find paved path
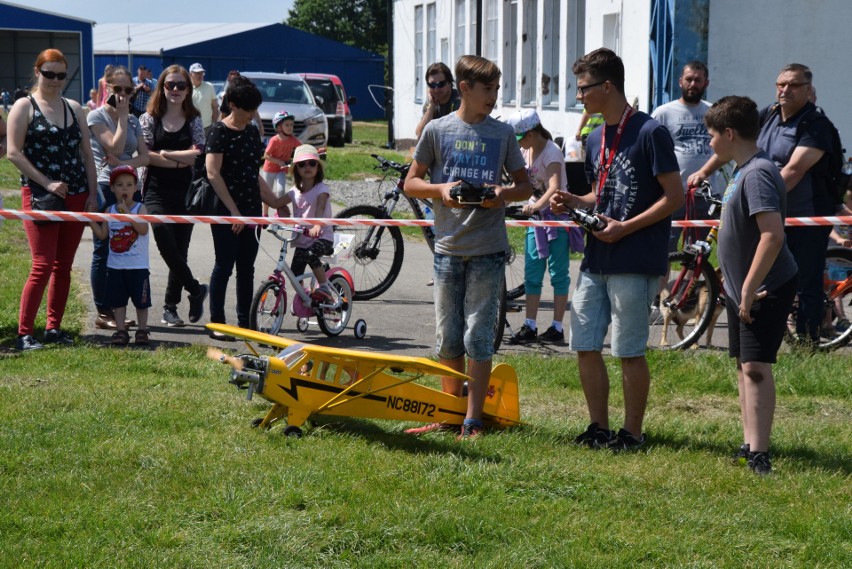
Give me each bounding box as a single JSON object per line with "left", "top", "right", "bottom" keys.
{"left": 72, "top": 216, "right": 586, "bottom": 357}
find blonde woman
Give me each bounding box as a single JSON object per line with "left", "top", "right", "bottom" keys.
{"left": 87, "top": 64, "right": 150, "bottom": 329}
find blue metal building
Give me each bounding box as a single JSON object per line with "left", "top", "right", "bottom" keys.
{"left": 0, "top": 1, "right": 95, "bottom": 103}
{"left": 95, "top": 23, "right": 386, "bottom": 120}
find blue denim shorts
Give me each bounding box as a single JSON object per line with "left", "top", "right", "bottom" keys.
{"left": 434, "top": 252, "right": 505, "bottom": 361}
{"left": 569, "top": 271, "right": 657, "bottom": 357}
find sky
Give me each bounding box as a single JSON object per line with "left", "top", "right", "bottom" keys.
{"left": 16, "top": 0, "right": 296, "bottom": 23}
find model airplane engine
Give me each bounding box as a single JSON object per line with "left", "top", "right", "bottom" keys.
{"left": 228, "top": 354, "right": 267, "bottom": 400}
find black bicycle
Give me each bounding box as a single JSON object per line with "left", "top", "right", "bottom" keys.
{"left": 334, "top": 154, "right": 528, "bottom": 301}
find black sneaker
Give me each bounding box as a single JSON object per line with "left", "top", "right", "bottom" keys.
{"left": 605, "top": 428, "right": 647, "bottom": 451}
{"left": 43, "top": 329, "right": 74, "bottom": 345}
{"left": 538, "top": 325, "right": 564, "bottom": 343}
{"left": 14, "top": 334, "right": 43, "bottom": 351}
{"left": 574, "top": 422, "right": 616, "bottom": 448}
{"left": 187, "top": 284, "right": 208, "bottom": 324}
{"left": 733, "top": 443, "right": 750, "bottom": 465}
{"left": 508, "top": 323, "right": 537, "bottom": 345}
{"left": 162, "top": 305, "right": 185, "bottom": 327}
{"left": 748, "top": 451, "right": 772, "bottom": 476}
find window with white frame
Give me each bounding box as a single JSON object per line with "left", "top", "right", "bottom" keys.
{"left": 521, "top": 0, "right": 538, "bottom": 105}
{"left": 541, "top": 0, "right": 560, "bottom": 106}
{"left": 502, "top": 0, "right": 518, "bottom": 103}
{"left": 427, "top": 3, "right": 436, "bottom": 64}
{"left": 415, "top": 4, "right": 424, "bottom": 102}
{"left": 455, "top": 0, "right": 467, "bottom": 59}
{"left": 485, "top": 0, "right": 499, "bottom": 64}
{"left": 603, "top": 12, "right": 620, "bottom": 53}
{"left": 565, "top": 0, "right": 586, "bottom": 110}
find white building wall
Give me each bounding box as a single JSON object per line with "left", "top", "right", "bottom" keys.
{"left": 707, "top": 0, "right": 850, "bottom": 144}
{"left": 393, "top": 1, "right": 849, "bottom": 151}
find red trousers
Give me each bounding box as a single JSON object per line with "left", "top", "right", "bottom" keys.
{"left": 18, "top": 187, "right": 89, "bottom": 335}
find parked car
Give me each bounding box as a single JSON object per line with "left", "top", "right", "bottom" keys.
{"left": 298, "top": 73, "right": 355, "bottom": 147}
{"left": 236, "top": 72, "right": 328, "bottom": 151}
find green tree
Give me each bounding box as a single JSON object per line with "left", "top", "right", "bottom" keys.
{"left": 286, "top": 0, "right": 388, "bottom": 56}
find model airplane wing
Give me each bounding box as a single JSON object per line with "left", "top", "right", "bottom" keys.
{"left": 206, "top": 323, "right": 471, "bottom": 382}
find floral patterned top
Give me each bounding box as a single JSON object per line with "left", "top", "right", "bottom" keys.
{"left": 206, "top": 121, "right": 264, "bottom": 216}
{"left": 21, "top": 96, "right": 88, "bottom": 195}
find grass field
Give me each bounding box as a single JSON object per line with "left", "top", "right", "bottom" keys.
{"left": 0, "top": 123, "right": 850, "bottom": 568}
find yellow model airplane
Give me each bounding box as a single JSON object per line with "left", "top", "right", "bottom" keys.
{"left": 207, "top": 323, "right": 522, "bottom": 437}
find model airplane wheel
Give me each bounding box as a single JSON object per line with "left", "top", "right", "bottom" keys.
{"left": 354, "top": 319, "right": 367, "bottom": 338}
{"left": 283, "top": 425, "right": 303, "bottom": 438}
{"left": 250, "top": 417, "right": 263, "bottom": 428}
{"left": 297, "top": 317, "right": 310, "bottom": 332}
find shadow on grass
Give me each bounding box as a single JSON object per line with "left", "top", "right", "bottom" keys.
{"left": 649, "top": 431, "right": 851, "bottom": 476}
{"left": 302, "top": 415, "right": 506, "bottom": 462}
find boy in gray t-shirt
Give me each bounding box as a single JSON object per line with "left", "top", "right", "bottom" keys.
{"left": 706, "top": 96, "right": 798, "bottom": 476}
{"left": 404, "top": 55, "right": 530, "bottom": 439}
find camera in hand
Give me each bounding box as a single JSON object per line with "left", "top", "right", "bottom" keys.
{"left": 566, "top": 207, "right": 607, "bottom": 232}
{"left": 449, "top": 179, "right": 496, "bottom": 206}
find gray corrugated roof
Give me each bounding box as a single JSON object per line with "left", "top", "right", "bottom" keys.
{"left": 0, "top": 1, "right": 96, "bottom": 24}
{"left": 94, "top": 23, "right": 269, "bottom": 54}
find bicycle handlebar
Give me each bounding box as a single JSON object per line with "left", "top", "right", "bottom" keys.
{"left": 371, "top": 153, "right": 409, "bottom": 175}
{"left": 690, "top": 180, "right": 722, "bottom": 207}
{"left": 266, "top": 223, "right": 306, "bottom": 243}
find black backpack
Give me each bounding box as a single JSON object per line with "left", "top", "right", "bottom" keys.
{"left": 760, "top": 104, "right": 847, "bottom": 213}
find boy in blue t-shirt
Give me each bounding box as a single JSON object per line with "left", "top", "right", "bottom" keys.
{"left": 404, "top": 55, "right": 531, "bottom": 439}
{"left": 706, "top": 96, "right": 798, "bottom": 476}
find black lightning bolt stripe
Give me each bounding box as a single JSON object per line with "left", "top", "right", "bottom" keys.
{"left": 277, "top": 377, "right": 388, "bottom": 403}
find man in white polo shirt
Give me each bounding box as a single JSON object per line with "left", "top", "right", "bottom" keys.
{"left": 189, "top": 63, "right": 219, "bottom": 138}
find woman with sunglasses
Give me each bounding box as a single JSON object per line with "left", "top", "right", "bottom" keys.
{"left": 6, "top": 48, "right": 99, "bottom": 351}
{"left": 414, "top": 62, "right": 461, "bottom": 140}
{"left": 140, "top": 64, "right": 208, "bottom": 328}
{"left": 87, "top": 64, "right": 150, "bottom": 330}
{"left": 205, "top": 75, "right": 283, "bottom": 338}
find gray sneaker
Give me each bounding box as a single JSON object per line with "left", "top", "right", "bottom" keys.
{"left": 161, "top": 305, "right": 185, "bottom": 327}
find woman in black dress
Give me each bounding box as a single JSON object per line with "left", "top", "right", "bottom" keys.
{"left": 206, "top": 76, "right": 283, "bottom": 338}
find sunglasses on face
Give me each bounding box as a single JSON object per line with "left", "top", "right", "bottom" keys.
{"left": 427, "top": 80, "right": 448, "bottom": 89}
{"left": 110, "top": 85, "right": 135, "bottom": 95}
{"left": 164, "top": 81, "right": 188, "bottom": 91}
{"left": 39, "top": 69, "right": 68, "bottom": 80}
{"left": 297, "top": 160, "right": 318, "bottom": 168}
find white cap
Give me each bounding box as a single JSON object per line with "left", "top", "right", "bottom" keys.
{"left": 189, "top": 63, "right": 205, "bottom": 73}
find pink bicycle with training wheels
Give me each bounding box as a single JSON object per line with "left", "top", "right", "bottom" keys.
{"left": 249, "top": 223, "right": 366, "bottom": 338}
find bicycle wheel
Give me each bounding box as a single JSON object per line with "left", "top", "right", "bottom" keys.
{"left": 504, "top": 207, "right": 528, "bottom": 300}
{"left": 790, "top": 246, "right": 852, "bottom": 351}
{"left": 335, "top": 205, "right": 404, "bottom": 300}
{"left": 648, "top": 252, "right": 722, "bottom": 350}
{"left": 317, "top": 274, "right": 353, "bottom": 336}
{"left": 492, "top": 275, "right": 507, "bottom": 352}
{"left": 249, "top": 280, "right": 285, "bottom": 336}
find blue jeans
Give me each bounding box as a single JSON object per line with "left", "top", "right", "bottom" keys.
{"left": 209, "top": 225, "right": 260, "bottom": 327}
{"left": 569, "top": 271, "right": 658, "bottom": 357}
{"left": 90, "top": 182, "right": 115, "bottom": 313}
{"left": 433, "top": 252, "right": 505, "bottom": 361}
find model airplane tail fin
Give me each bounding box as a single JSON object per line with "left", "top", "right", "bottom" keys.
{"left": 482, "top": 363, "right": 521, "bottom": 426}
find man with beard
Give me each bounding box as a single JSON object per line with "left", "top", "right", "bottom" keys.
{"left": 652, "top": 61, "right": 720, "bottom": 253}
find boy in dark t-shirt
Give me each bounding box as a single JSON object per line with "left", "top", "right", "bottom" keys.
{"left": 550, "top": 48, "right": 683, "bottom": 451}
{"left": 706, "top": 95, "right": 798, "bottom": 476}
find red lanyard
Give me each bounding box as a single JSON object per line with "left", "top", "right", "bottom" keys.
{"left": 595, "top": 104, "right": 633, "bottom": 206}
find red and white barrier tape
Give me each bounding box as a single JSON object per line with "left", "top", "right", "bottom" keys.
{"left": 0, "top": 209, "right": 850, "bottom": 228}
